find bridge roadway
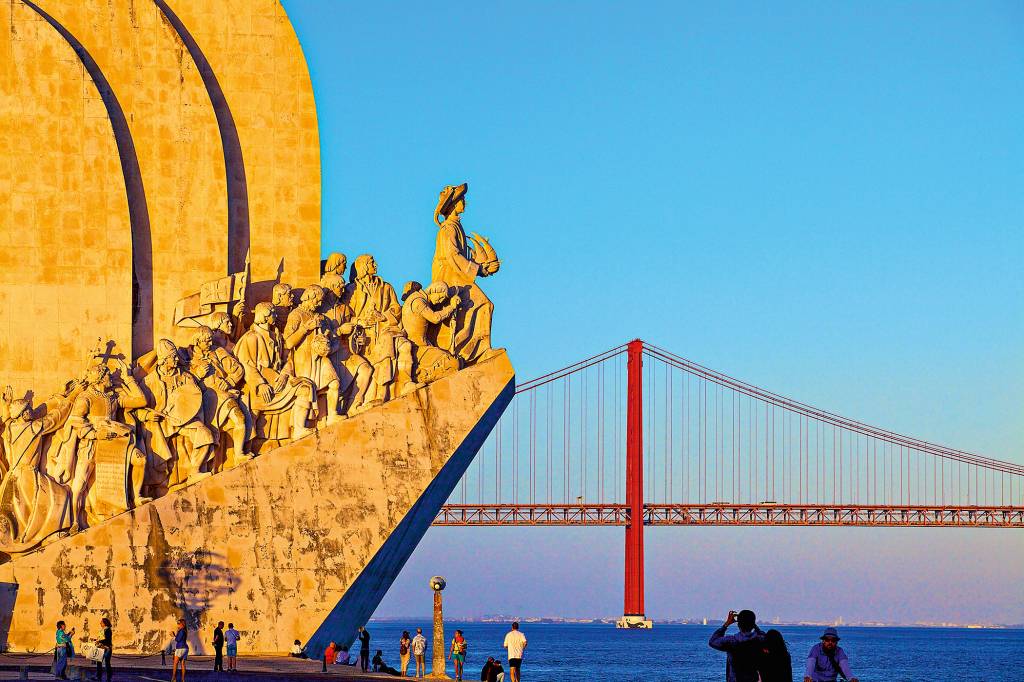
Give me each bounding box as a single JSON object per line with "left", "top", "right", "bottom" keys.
{"left": 435, "top": 503, "right": 1024, "bottom": 528}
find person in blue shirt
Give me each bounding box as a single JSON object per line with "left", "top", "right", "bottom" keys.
{"left": 54, "top": 620, "right": 75, "bottom": 680}
{"left": 803, "top": 627, "right": 858, "bottom": 682}
{"left": 708, "top": 610, "right": 765, "bottom": 682}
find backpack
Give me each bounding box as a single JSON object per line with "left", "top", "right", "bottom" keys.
{"left": 400, "top": 640, "right": 409, "bottom": 656}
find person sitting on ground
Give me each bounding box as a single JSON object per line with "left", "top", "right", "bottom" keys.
{"left": 804, "top": 628, "right": 858, "bottom": 682}
{"left": 290, "top": 639, "right": 306, "bottom": 658}
{"left": 335, "top": 646, "right": 356, "bottom": 666}
{"left": 709, "top": 609, "right": 765, "bottom": 682}
{"left": 481, "top": 657, "right": 495, "bottom": 681}
{"left": 324, "top": 641, "right": 338, "bottom": 665}
{"left": 372, "top": 649, "right": 401, "bottom": 675}
{"left": 758, "top": 629, "right": 793, "bottom": 682}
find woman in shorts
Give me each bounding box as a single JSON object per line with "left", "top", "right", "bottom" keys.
{"left": 448, "top": 629, "right": 468, "bottom": 681}
{"left": 225, "top": 623, "right": 241, "bottom": 671}
{"left": 172, "top": 618, "right": 189, "bottom": 682}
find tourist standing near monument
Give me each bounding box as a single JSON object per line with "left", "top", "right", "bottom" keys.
{"left": 803, "top": 628, "right": 858, "bottom": 682}
{"left": 502, "top": 622, "right": 527, "bottom": 682}
{"left": 412, "top": 627, "right": 427, "bottom": 678}
{"left": 212, "top": 621, "right": 224, "bottom": 672}
{"left": 358, "top": 625, "right": 371, "bottom": 672}
{"left": 448, "top": 629, "right": 468, "bottom": 681}
{"left": 94, "top": 617, "right": 113, "bottom": 682}
{"left": 54, "top": 620, "right": 74, "bottom": 679}
{"left": 225, "top": 623, "right": 241, "bottom": 671}
{"left": 399, "top": 630, "right": 411, "bottom": 676}
{"left": 171, "top": 618, "right": 189, "bottom": 682}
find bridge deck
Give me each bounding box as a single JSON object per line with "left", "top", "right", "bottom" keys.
{"left": 435, "top": 503, "right": 1024, "bottom": 527}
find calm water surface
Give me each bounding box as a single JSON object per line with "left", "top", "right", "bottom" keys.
{"left": 363, "top": 621, "right": 1023, "bottom": 682}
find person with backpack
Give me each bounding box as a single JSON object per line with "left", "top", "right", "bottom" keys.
{"left": 803, "top": 627, "right": 859, "bottom": 682}
{"left": 708, "top": 609, "right": 765, "bottom": 682}
{"left": 399, "top": 630, "right": 412, "bottom": 676}
{"left": 448, "top": 629, "right": 468, "bottom": 681}
{"left": 758, "top": 628, "right": 793, "bottom": 682}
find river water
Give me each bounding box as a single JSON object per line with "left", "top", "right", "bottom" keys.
{"left": 361, "top": 621, "right": 1022, "bottom": 681}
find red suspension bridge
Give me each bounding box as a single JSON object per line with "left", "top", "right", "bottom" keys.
{"left": 434, "top": 340, "right": 1024, "bottom": 627}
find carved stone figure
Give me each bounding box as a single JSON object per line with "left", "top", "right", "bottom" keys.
{"left": 320, "top": 252, "right": 347, "bottom": 288}
{"left": 431, "top": 182, "right": 501, "bottom": 364}
{"left": 271, "top": 282, "right": 296, "bottom": 333}
{"left": 401, "top": 281, "right": 462, "bottom": 384}
{"left": 0, "top": 391, "right": 75, "bottom": 552}
{"left": 320, "top": 272, "right": 372, "bottom": 415}
{"left": 284, "top": 286, "right": 341, "bottom": 422}
{"left": 188, "top": 326, "right": 251, "bottom": 467}
{"left": 346, "top": 254, "right": 419, "bottom": 405}
{"left": 136, "top": 339, "right": 215, "bottom": 487}
{"left": 54, "top": 361, "right": 148, "bottom": 530}
{"left": 235, "top": 302, "right": 315, "bottom": 452}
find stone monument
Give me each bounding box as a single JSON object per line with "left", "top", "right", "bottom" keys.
{"left": 0, "top": 0, "right": 512, "bottom": 657}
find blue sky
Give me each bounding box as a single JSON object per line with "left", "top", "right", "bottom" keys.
{"left": 283, "top": 1, "right": 1023, "bottom": 623}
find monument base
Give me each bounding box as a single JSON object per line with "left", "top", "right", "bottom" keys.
{"left": 0, "top": 353, "right": 514, "bottom": 656}
{"left": 616, "top": 614, "right": 654, "bottom": 629}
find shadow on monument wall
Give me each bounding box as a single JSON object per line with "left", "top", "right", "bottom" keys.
{"left": 0, "top": 582, "right": 17, "bottom": 651}
{"left": 142, "top": 506, "right": 240, "bottom": 653}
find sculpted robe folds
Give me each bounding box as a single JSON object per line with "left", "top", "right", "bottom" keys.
{"left": 234, "top": 324, "right": 312, "bottom": 444}
{"left": 431, "top": 215, "right": 494, "bottom": 363}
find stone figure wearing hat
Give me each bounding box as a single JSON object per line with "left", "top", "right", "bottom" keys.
{"left": 0, "top": 387, "right": 77, "bottom": 553}
{"left": 431, "top": 182, "right": 501, "bottom": 365}
{"left": 320, "top": 271, "right": 373, "bottom": 415}
{"left": 401, "top": 281, "right": 462, "bottom": 384}
{"left": 345, "top": 254, "right": 419, "bottom": 404}
{"left": 136, "top": 339, "right": 215, "bottom": 488}
{"left": 235, "top": 302, "right": 316, "bottom": 452}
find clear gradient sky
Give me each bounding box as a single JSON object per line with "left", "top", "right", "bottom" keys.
{"left": 282, "top": 1, "right": 1024, "bottom": 624}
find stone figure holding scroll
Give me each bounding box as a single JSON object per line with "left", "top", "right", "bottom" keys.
{"left": 235, "top": 302, "right": 315, "bottom": 451}
{"left": 401, "top": 281, "right": 462, "bottom": 384}
{"left": 431, "top": 183, "right": 501, "bottom": 365}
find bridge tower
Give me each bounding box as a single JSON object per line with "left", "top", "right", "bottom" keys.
{"left": 617, "top": 339, "right": 653, "bottom": 628}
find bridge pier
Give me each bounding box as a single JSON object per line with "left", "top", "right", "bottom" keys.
{"left": 617, "top": 339, "right": 652, "bottom": 629}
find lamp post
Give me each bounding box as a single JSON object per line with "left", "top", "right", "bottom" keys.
{"left": 427, "top": 575, "right": 449, "bottom": 679}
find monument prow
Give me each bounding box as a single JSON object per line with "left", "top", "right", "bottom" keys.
{"left": 0, "top": 352, "right": 514, "bottom": 654}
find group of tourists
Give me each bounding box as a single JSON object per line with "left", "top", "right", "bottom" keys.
{"left": 52, "top": 618, "right": 111, "bottom": 681}
{"left": 316, "top": 621, "right": 526, "bottom": 680}
{"left": 709, "top": 610, "right": 858, "bottom": 682}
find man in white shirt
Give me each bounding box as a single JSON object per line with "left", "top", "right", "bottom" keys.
{"left": 411, "top": 627, "right": 427, "bottom": 678}
{"left": 502, "top": 621, "right": 527, "bottom": 682}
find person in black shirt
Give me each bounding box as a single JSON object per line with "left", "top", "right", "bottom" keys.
{"left": 358, "top": 626, "right": 371, "bottom": 672}
{"left": 95, "top": 617, "right": 113, "bottom": 682}
{"left": 758, "top": 629, "right": 793, "bottom": 682}
{"left": 212, "top": 621, "right": 225, "bottom": 672}
{"left": 480, "top": 657, "right": 495, "bottom": 680}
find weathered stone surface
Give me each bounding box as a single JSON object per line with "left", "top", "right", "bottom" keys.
{"left": 0, "top": 0, "right": 321, "bottom": 394}
{"left": 0, "top": 352, "right": 514, "bottom": 654}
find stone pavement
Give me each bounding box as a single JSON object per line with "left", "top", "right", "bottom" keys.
{"left": 0, "top": 653, "right": 415, "bottom": 681}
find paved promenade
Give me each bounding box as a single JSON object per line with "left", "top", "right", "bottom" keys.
{"left": 0, "top": 653, "right": 412, "bottom": 681}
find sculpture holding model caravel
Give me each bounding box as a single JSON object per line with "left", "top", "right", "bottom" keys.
{"left": 0, "top": 183, "right": 501, "bottom": 559}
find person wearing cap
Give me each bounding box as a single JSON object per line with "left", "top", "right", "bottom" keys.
{"left": 803, "top": 627, "right": 858, "bottom": 682}
{"left": 708, "top": 609, "right": 765, "bottom": 682}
